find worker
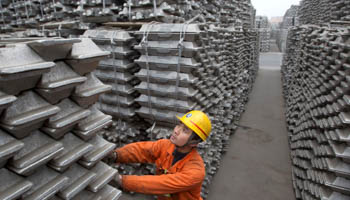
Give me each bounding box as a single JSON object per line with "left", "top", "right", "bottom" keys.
{"left": 107, "top": 110, "right": 212, "bottom": 200}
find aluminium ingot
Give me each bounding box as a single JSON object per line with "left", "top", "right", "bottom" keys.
{"left": 71, "top": 73, "right": 112, "bottom": 108}
{"left": 36, "top": 61, "right": 87, "bottom": 104}
{"left": 7, "top": 130, "right": 64, "bottom": 176}
{"left": 0, "top": 91, "right": 60, "bottom": 139}
{"left": 27, "top": 38, "right": 81, "bottom": 61}
{"left": 0, "top": 168, "right": 33, "bottom": 200}
{"left": 66, "top": 38, "right": 110, "bottom": 76}
{"left": 73, "top": 105, "right": 112, "bottom": 141}
{"left": 41, "top": 99, "right": 91, "bottom": 139}
{"left": 0, "top": 44, "right": 55, "bottom": 95}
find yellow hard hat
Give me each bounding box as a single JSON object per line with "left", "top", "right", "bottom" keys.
{"left": 176, "top": 110, "right": 212, "bottom": 141}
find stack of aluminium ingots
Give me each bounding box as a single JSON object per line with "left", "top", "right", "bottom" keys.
{"left": 277, "top": 5, "right": 299, "bottom": 52}
{"left": 0, "top": 37, "right": 123, "bottom": 200}
{"left": 82, "top": 29, "right": 153, "bottom": 178}
{"left": 239, "top": 0, "right": 257, "bottom": 29}
{"left": 0, "top": 0, "right": 13, "bottom": 32}
{"left": 198, "top": 27, "right": 259, "bottom": 198}
{"left": 132, "top": 23, "right": 218, "bottom": 139}
{"left": 117, "top": 0, "right": 190, "bottom": 23}
{"left": 0, "top": 0, "right": 78, "bottom": 29}
{"left": 83, "top": 29, "right": 150, "bottom": 145}
{"left": 77, "top": 0, "right": 123, "bottom": 23}
{"left": 330, "top": 0, "right": 350, "bottom": 21}
{"left": 282, "top": 25, "right": 350, "bottom": 200}
{"left": 110, "top": 0, "right": 256, "bottom": 28}
{"left": 298, "top": 0, "right": 350, "bottom": 25}
{"left": 132, "top": 24, "right": 221, "bottom": 198}
{"left": 135, "top": 24, "right": 223, "bottom": 196}
{"left": 0, "top": 0, "right": 257, "bottom": 33}
{"left": 0, "top": 0, "right": 123, "bottom": 33}
{"left": 298, "top": 0, "right": 332, "bottom": 25}
{"left": 255, "top": 16, "right": 271, "bottom": 52}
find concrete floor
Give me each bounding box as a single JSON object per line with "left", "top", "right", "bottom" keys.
{"left": 207, "top": 52, "right": 295, "bottom": 200}
{"left": 119, "top": 49, "right": 295, "bottom": 200}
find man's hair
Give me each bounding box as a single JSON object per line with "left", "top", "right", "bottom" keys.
{"left": 190, "top": 133, "right": 202, "bottom": 144}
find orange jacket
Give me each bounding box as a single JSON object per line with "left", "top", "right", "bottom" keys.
{"left": 115, "top": 139, "right": 205, "bottom": 200}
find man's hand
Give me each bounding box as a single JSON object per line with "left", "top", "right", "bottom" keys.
{"left": 115, "top": 174, "right": 123, "bottom": 187}
{"left": 110, "top": 172, "right": 123, "bottom": 190}
{"left": 103, "top": 150, "right": 117, "bottom": 164}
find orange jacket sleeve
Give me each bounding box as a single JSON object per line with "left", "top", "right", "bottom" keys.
{"left": 121, "top": 159, "right": 205, "bottom": 195}
{"left": 115, "top": 139, "right": 164, "bottom": 164}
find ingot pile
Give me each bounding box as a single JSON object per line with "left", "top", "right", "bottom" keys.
{"left": 282, "top": 25, "right": 350, "bottom": 200}
{"left": 117, "top": 0, "right": 256, "bottom": 27}
{"left": 0, "top": 38, "right": 122, "bottom": 199}
{"left": 255, "top": 16, "right": 270, "bottom": 52}
{"left": 83, "top": 29, "right": 149, "bottom": 145}
{"left": 0, "top": 0, "right": 121, "bottom": 30}
{"left": 199, "top": 27, "right": 259, "bottom": 198}
{"left": 0, "top": 0, "right": 256, "bottom": 34}
{"left": 298, "top": 0, "right": 350, "bottom": 25}
{"left": 277, "top": 5, "right": 299, "bottom": 52}
{"left": 281, "top": 5, "right": 300, "bottom": 29}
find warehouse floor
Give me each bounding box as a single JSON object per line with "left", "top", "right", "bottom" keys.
{"left": 207, "top": 52, "right": 295, "bottom": 200}
{"left": 120, "top": 50, "right": 295, "bottom": 200}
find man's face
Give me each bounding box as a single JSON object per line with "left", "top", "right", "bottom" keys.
{"left": 170, "top": 123, "right": 193, "bottom": 147}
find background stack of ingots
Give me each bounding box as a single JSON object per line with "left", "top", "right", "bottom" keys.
{"left": 255, "top": 15, "right": 271, "bottom": 52}
{"left": 0, "top": 38, "right": 122, "bottom": 199}
{"left": 276, "top": 4, "right": 299, "bottom": 53}
{"left": 281, "top": 0, "right": 350, "bottom": 199}
{"left": 0, "top": 0, "right": 256, "bottom": 34}
{"left": 0, "top": 0, "right": 260, "bottom": 199}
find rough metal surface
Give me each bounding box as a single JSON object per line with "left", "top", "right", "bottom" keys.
{"left": 8, "top": 130, "right": 64, "bottom": 176}
{"left": 0, "top": 91, "right": 16, "bottom": 115}
{"left": 49, "top": 133, "right": 94, "bottom": 172}
{"left": 0, "top": 168, "right": 33, "bottom": 199}
{"left": 66, "top": 38, "right": 110, "bottom": 76}
{"left": 0, "top": 44, "right": 55, "bottom": 95}
{"left": 42, "top": 99, "right": 91, "bottom": 139}
{"left": 0, "top": 38, "right": 121, "bottom": 199}
{"left": 23, "top": 165, "right": 69, "bottom": 200}
{"left": 58, "top": 163, "right": 97, "bottom": 200}
{"left": 72, "top": 72, "right": 112, "bottom": 108}
{"left": 73, "top": 105, "right": 113, "bottom": 141}
{"left": 282, "top": 25, "right": 350, "bottom": 199}
{"left": 0, "top": 91, "right": 60, "bottom": 138}
{"left": 36, "top": 61, "right": 87, "bottom": 104}
{"left": 0, "top": 129, "right": 24, "bottom": 168}
{"left": 27, "top": 38, "right": 81, "bottom": 61}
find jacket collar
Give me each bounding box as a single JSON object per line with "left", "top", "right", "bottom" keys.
{"left": 167, "top": 142, "right": 175, "bottom": 155}
{"left": 167, "top": 142, "right": 196, "bottom": 157}
{"left": 167, "top": 142, "right": 198, "bottom": 169}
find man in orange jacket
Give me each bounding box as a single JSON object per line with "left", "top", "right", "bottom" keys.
{"left": 108, "top": 110, "right": 212, "bottom": 200}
